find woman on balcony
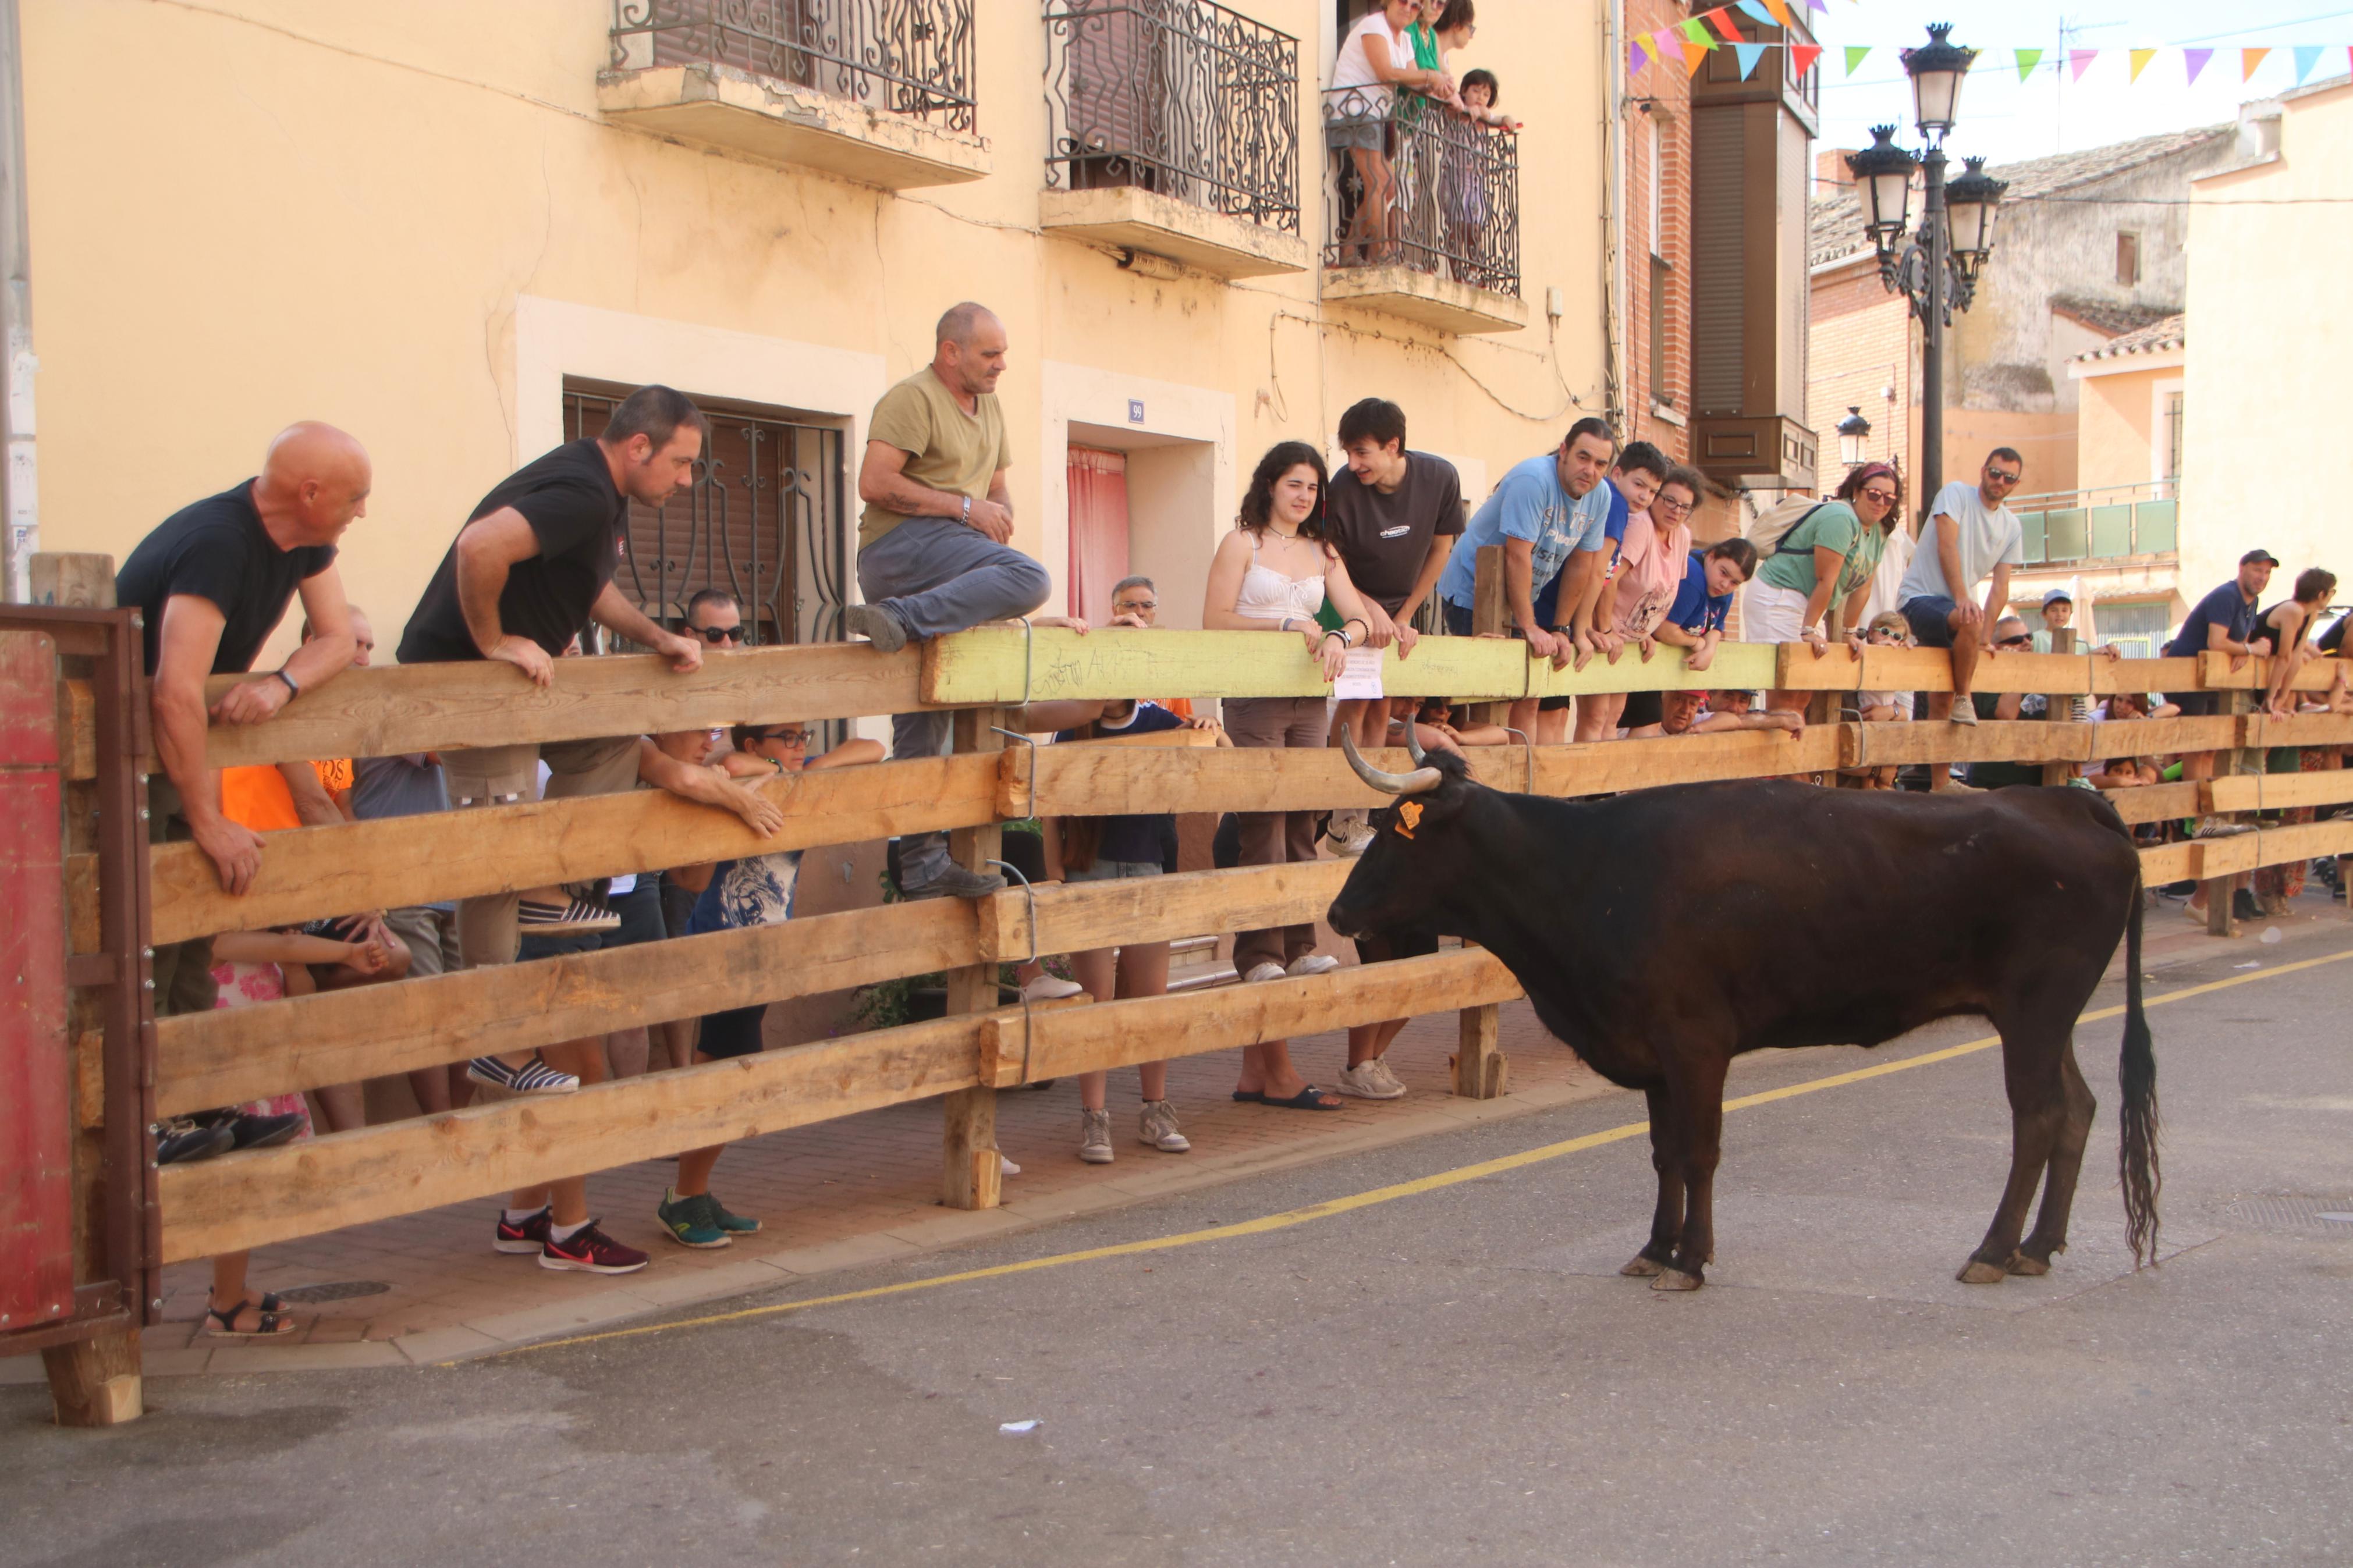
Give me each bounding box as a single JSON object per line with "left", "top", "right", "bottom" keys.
{"left": 1328, "top": 0, "right": 1451, "bottom": 266}
{"left": 1201, "top": 442, "right": 1380, "bottom": 1111}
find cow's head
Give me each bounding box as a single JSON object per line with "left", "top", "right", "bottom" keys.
{"left": 1326, "top": 726, "right": 1483, "bottom": 941}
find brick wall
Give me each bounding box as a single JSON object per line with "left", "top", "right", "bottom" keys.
{"left": 1807, "top": 254, "right": 1918, "bottom": 507}
{"left": 1624, "top": 0, "right": 1691, "bottom": 464}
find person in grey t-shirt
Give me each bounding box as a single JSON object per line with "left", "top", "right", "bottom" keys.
{"left": 354, "top": 750, "right": 468, "bottom": 1113}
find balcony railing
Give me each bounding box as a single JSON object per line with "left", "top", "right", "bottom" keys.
{"left": 610, "top": 0, "right": 978, "bottom": 134}
{"left": 1321, "top": 86, "right": 1520, "bottom": 296}
{"left": 1044, "top": 1, "right": 1299, "bottom": 234}
{"left": 2015, "top": 482, "right": 2179, "bottom": 567}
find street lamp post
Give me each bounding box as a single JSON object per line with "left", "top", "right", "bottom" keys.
{"left": 1844, "top": 24, "right": 2007, "bottom": 508}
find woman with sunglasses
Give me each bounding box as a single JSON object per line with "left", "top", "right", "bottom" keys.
{"left": 1751, "top": 462, "right": 1904, "bottom": 724}
{"left": 655, "top": 720, "right": 883, "bottom": 1250}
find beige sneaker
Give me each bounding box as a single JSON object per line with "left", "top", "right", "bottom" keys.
{"left": 1138, "top": 1100, "right": 1191, "bottom": 1153}
{"left": 1335, "top": 1060, "right": 1407, "bottom": 1100}
{"left": 1077, "top": 1108, "right": 1115, "bottom": 1164}
{"left": 1368, "top": 1057, "right": 1408, "bottom": 1097}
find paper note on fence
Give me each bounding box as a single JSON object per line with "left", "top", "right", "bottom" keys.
{"left": 1335, "top": 646, "right": 1385, "bottom": 701}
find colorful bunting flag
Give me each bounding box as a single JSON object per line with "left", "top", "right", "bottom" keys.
{"left": 1702, "top": 8, "right": 1745, "bottom": 45}
{"left": 2014, "top": 48, "right": 2042, "bottom": 82}
{"left": 1759, "top": 0, "right": 1796, "bottom": 29}
{"left": 1733, "top": 0, "right": 1778, "bottom": 30}
{"left": 1676, "top": 17, "right": 1716, "bottom": 50}
{"left": 1788, "top": 42, "right": 1823, "bottom": 77}
{"left": 1601, "top": 36, "right": 2353, "bottom": 89}
{"left": 2242, "top": 47, "right": 2270, "bottom": 81}
{"left": 2293, "top": 44, "right": 2324, "bottom": 83}
{"left": 2069, "top": 49, "right": 2098, "bottom": 81}
{"left": 1629, "top": 38, "right": 1649, "bottom": 76}
{"left": 1682, "top": 37, "right": 1712, "bottom": 76}
{"left": 1733, "top": 41, "right": 1768, "bottom": 80}
{"left": 1844, "top": 44, "right": 1871, "bottom": 75}
{"left": 2184, "top": 48, "right": 2213, "bottom": 85}
{"left": 1806, "top": 0, "right": 1827, "bottom": 13}
{"left": 2129, "top": 48, "right": 2156, "bottom": 82}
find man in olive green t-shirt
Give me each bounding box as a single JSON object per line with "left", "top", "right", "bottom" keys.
{"left": 844, "top": 300, "right": 1049, "bottom": 898}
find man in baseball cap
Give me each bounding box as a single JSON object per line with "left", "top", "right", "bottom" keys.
{"left": 2162, "top": 550, "right": 2279, "bottom": 723}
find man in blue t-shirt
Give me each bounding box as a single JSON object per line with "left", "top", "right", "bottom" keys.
{"left": 1435, "top": 417, "right": 1619, "bottom": 736}
{"left": 2163, "top": 550, "right": 2279, "bottom": 743}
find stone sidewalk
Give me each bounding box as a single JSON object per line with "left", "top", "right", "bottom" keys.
{"left": 3, "top": 890, "right": 2338, "bottom": 1385}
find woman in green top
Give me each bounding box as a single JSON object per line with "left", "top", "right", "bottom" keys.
{"left": 1755, "top": 461, "right": 1903, "bottom": 721}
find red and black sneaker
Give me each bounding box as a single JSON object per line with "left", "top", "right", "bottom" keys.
{"left": 539, "top": 1220, "right": 650, "bottom": 1275}
{"left": 493, "top": 1206, "right": 552, "bottom": 1255}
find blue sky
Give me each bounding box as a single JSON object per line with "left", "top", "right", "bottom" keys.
{"left": 1807, "top": 1, "right": 2352, "bottom": 166}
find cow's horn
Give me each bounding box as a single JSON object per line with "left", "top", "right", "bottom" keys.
{"left": 1402, "top": 717, "right": 1428, "bottom": 766}
{"left": 1341, "top": 730, "right": 1442, "bottom": 797}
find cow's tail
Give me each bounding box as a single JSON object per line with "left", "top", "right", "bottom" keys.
{"left": 2117, "top": 869, "right": 2162, "bottom": 1268}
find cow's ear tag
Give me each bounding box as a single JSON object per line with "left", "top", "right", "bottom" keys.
{"left": 1396, "top": 801, "right": 1424, "bottom": 838}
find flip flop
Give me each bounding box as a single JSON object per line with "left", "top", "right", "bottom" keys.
{"left": 1259, "top": 1085, "right": 1343, "bottom": 1111}
{"left": 1231, "top": 1090, "right": 1265, "bottom": 1104}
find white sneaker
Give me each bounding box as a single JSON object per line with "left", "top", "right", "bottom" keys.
{"left": 1138, "top": 1100, "right": 1191, "bottom": 1153}
{"left": 1077, "top": 1108, "right": 1115, "bottom": 1164}
{"left": 998, "top": 1154, "right": 1021, "bottom": 1178}
{"left": 1244, "top": 961, "right": 1289, "bottom": 984}
{"left": 1020, "top": 973, "right": 1084, "bottom": 1002}
{"left": 1948, "top": 702, "right": 1979, "bottom": 727}
{"left": 1335, "top": 1060, "right": 1407, "bottom": 1100}
{"left": 1327, "top": 808, "right": 1376, "bottom": 858}
{"left": 1286, "top": 954, "right": 1341, "bottom": 977}
{"left": 1369, "top": 1057, "right": 1408, "bottom": 1096}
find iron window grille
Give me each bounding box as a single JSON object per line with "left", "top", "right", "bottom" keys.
{"left": 610, "top": 0, "right": 979, "bottom": 134}
{"left": 1321, "top": 86, "right": 1520, "bottom": 296}
{"left": 1044, "top": 0, "right": 1300, "bottom": 234}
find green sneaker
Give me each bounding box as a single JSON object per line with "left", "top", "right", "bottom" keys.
{"left": 706, "top": 1191, "right": 762, "bottom": 1235}
{"left": 656, "top": 1189, "right": 730, "bottom": 1249}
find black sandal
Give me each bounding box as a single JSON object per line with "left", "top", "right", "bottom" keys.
{"left": 1259, "top": 1084, "right": 1343, "bottom": 1111}
{"left": 204, "top": 1296, "right": 296, "bottom": 1338}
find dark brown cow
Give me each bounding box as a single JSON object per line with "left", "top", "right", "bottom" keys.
{"left": 1327, "top": 731, "right": 2159, "bottom": 1290}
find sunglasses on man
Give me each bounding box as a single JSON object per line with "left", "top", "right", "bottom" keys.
{"left": 1997, "top": 632, "right": 2032, "bottom": 648}
{"left": 691, "top": 623, "right": 746, "bottom": 644}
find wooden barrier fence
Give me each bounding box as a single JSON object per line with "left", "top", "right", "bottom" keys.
{"left": 8, "top": 610, "right": 2352, "bottom": 1423}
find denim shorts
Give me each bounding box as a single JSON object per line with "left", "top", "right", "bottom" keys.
{"left": 1901, "top": 595, "right": 1959, "bottom": 650}
{"left": 1065, "top": 858, "right": 1163, "bottom": 884}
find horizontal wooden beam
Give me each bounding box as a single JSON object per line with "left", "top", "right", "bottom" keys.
{"left": 977, "top": 859, "right": 1350, "bottom": 963}
{"left": 145, "top": 752, "right": 997, "bottom": 944}
{"left": 2198, "top": 650, "right": 2341, "bottom": 692}
{"left": 2138, "top": 842, "right": 2196, "bottom": 884}
{"left": 152, "top": 643, "right": 930, "bottom": 772}
{"left": 2242, "top": 712, "right": 2353, "bottom": 749}
{"left": 2092, "top": 658, "right": 2199, "bottom": 697}
{"left": 2206, "top": 769, "right": 2353, "bottom": 815}
{"left": 2084, "top": 716, "right": 2236, "bottom": 760}
{"left": 154, "top": 897, "right": 978, "bottom": 1116}
{"left": 922, "top": 625, "right": 1536, "bottom": 704}
{"left": 2103, "top": 781, "right": 2201, "bottom": 827}
{"left": 986, "top": 947, "right": 1522, "bottom": 1086}
{"left": 1845, "top": 719, "right": 2088, "bottom": 767}
{"left": 158, "top": 1007, "right": 994, "bottom": 1263}
{"left": 1525, "top": 640, "right": 1777, "bottom": 699}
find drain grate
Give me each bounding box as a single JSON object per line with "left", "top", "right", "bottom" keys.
{"left": 270, "top": 1280, "right": 393, "bottom": 1304}
{"left": 2220, "top": 1196, "right": 2353, "bottom": 1236}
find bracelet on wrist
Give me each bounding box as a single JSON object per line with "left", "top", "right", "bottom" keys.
{"left": 272, "top": 669, "right": 300, "bottom": 698}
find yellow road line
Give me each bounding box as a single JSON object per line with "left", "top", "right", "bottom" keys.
{"left": 482, "top": 944, "right": 2353, "bottom": 1363}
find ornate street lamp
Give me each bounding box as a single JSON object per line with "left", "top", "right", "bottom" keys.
{"left": 1844, "top": 23, "right": 2004, "bottom": 507}
{"left": 1836, "top": 407, "right": 1872, "bottom": 470}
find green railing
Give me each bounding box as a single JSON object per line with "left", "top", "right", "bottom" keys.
{"left": 2017, "top": 483, "right": 2177, "bottom": 566}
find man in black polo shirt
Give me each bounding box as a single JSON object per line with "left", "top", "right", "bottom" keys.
{"left": 1323, "top": 397, "right": 1464, "bottom": 857}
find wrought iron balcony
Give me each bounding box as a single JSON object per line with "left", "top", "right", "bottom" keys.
{"left": 1041, "top": 1, "right": 1306, "bottom": 278}
{"left": 1318, "top": 86, "right": 1524, "bottom": 333}
{"left": 602, "top": 0, "right": 988, "bottom": 190}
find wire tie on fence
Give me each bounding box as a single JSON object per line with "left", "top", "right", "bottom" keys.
{"left": 1502, "top": 726, "right": 1535, "bottom": 794}
{"left": 985, "top": 856, "right": 1039, "bottom": 1086}
{"left": 991, "top": 726, "right": 1039, "bottom": 823}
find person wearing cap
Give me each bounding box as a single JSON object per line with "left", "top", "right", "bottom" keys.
{"left": 2163, "top": 550, "right": 2279, "bottom": 730}
{"left": 2031, "top": 587, "right": 2073, "bottom": 653}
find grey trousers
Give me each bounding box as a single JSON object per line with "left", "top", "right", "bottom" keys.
{"left": 856, "top": 516, "right": 1052, "bottom": 887}
{"left": 1221, "top": 696, "right": 1330, "bottom": 973}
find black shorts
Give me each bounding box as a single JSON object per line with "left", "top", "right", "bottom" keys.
{"left": 1538, "top": 694, "right": 1575, "bottom": 712}
{"left": 2167, "top": 690, "right": 2220, "bottom": 717}
{"left": 608, "top": 877, "right": 667, "bottom": 947}
{"left": 1902, "top": 595, "right": 1958, "bottom": 649}
{"left": 1620, "top": 689, "right": 1663, "bottom": 729}
{"left": 698, "top": 1002, "right": 768, "bottom": 1060}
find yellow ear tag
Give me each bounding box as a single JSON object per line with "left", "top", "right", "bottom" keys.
{"left": 1396, "top": 800, "right": 1424, "bottom": 838}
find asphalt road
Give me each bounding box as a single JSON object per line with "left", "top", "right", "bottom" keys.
{"left": 7, "top": 927, "right": 2351, "bottom": 1568}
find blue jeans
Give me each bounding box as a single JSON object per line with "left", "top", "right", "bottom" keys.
{"left": 857, "top": 516, "right": 1052, "bottom": 887}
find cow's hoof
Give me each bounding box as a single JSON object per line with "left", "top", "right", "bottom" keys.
{"left": 2003, "top": 1251, "right": 2050, "bottom": 1277}
{"left": 1649, "top": 1268, "right": 1703, "bottom": 1292}
{"left": 1620, "top": 1254, "right": 1666, "bottom": 1277}
{"left": 1955, "top": 1258, "right": 2008, "bottom": 1285}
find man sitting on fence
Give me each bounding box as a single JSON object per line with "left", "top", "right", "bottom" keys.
{"left": 1896, "top": 447, "right": 2027, "bottom": 732}
{"left": 843, "top": 301, "right": 1050, "bottom": 901}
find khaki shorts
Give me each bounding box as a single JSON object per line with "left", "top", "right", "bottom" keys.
{"left": 445, "top": 737, "right": 641, "bottom": 968}
{"left": 381, "top": 904, "right": 461, "bottom": 980}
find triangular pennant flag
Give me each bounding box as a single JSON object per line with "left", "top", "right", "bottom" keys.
{"left": 2242, "top": 47, "right": 2270, "bottom": 81}
{"left": 1734, "top": 0, "right": 1778, "bottom": 29}
{"left": 2184, "top": 47, "right": 2213, "bottom": 85}
{"left": 1733, "top": 41, "right": 1768, "bottom": 80}
{"left": 1676, "top": 17, "right": 1716, "bottom": 50}
{"left": 2293, "top": 45, "right": 2324, "bottom": 83}
{"left": 1629, "top": 38, "right": 1649, "bottom": 76}
{"left": 1807, "top": 0, "right": 1827, "bottom": 13}
{"left": 2130, "top": 48, "right": 2156, "bottom": 82}
{"left": 1845, "top": 45, "right": 1871, "bottom": 75}
{"left": 1682, "top": 38, "right": 1712, "bottom": 76}
{"left": 1788, "top": 42, "right": 1823, "bottom": 77}
{"left": 1702, "top": 8, "right": 1745, "bottom": 44}
{"left": 2014, "top": 47, "right": 2042, "bottom": 81}
{"left": 1759, "top": 0, "right": 1795, "bottom": 27}
{"left": 2070, "top": 49, "right": 2098, "bottom": 81}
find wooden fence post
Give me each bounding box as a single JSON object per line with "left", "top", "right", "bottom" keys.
{"left": 2207, "top": 687, "right": 2259, "bottom": 937}
{"left": 29, "top": 553, "right": 115, "bottom": 609}
{"left": 941, "top": 706, "right": 1006, "bottom": 1210}
{"left": 1453, "top": 547, "right": 1510, "bottom": 1098}
{"left": 2039, "top": 628, "right": 2077, "bottom": 787}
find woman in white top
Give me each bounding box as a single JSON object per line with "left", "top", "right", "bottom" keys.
{"left": 1202, "top": 442, "right": 1379, "bottom": 1111}
{"left": 1329, "top": 0, "right": 1451, "bottom": 266}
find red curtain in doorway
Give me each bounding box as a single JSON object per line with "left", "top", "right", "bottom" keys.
{"left": 1066, "top": 446, "right": 1130, "bottom": 625}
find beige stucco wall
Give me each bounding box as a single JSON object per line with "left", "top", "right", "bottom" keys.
{"left": 2071, "top": 361, "right": 2173, "bottom": 495}
{"left": 17, "top": 0, "right": 1611, "bottom": 660}
{"left": 2182, "top": 82, "right": 2353, "bottom": 600}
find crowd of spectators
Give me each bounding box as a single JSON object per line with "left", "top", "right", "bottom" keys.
{"left": 119, "top": 311, "right": 2344, "bottom": 1336}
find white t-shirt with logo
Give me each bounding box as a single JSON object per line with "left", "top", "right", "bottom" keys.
{"left": 1897, "top": 479, "right": 2023, "bottom": 606}
{"left": 1330, "top": 12, "right": 1407, "bottom": 107}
